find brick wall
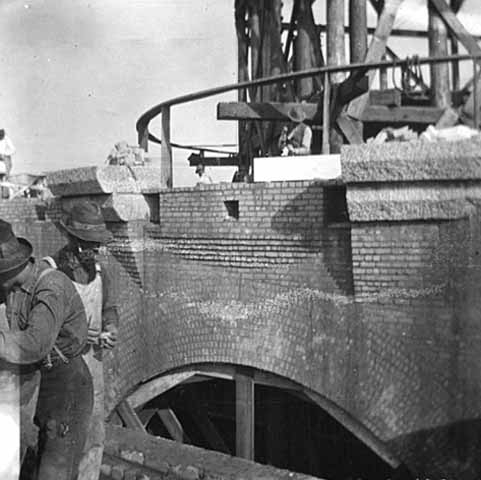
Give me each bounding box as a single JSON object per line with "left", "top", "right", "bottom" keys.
{"left": 0, "top": 198, "right": 65, "bottom": 256}
{"left": 105, "top": 181, "right": 355, "bottom": 414}
{"left": 348, "top": 217, "right": 481, "bottom": 478}
{"left": 3, "top": 178, "right": 481, "bottom": 478}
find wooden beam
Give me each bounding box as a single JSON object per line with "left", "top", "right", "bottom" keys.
{"left": 136, "top": 408, "right": 158, "bottom": 427}
{"left": 429, "top": 0, "right": 481, "bottom": 123}
{"left": 218, "top": 102, "right": 442, "bottom": 125}
{"left": 295, "top": 0, "right": 316, "bottom": 97}
{"left": 337, "top": 114, "right": 364, "bottom": 144}
{"left": 281, "top": 20, "right": 481, "bottom": 41}
{"left": 161, "top": 105, "right": 172, "bottom": 188}
{"left": 235, "top": 368, "right": 254, "bottom": 460}
{"left": 429, "top": 1, "right": 451, "bottom": 108}
{"left": 188, "top": 153, "right": 239, "bottom": 167}
{"left": 347, "top": 0, "right": 403, "bottom": 119}
{"left": 369, "top": 89, "right": 402, "bottom": 106}
{"left": 218, "top": 102, "right": 320, "bottom": 121}
{"left": 157, "top": 409, "right": 190, "bottom": 443}
{"left": 360, "top": 105, "right": 444, "bottom": 123}
{"left": 116, "top": 400, "right": 146, "bottom": 432}
{"left": 327, "top": 0, "right": 346, "bottom": 84}
{"left": 349, "top": 0, "right": 368, "bottom": 63}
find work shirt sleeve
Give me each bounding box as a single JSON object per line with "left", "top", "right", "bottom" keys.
{"left": 0, "top": 283, "right": 64, "bottom": 365}
{"left": 101, "top": 264, "right": 119, "bottom": 331}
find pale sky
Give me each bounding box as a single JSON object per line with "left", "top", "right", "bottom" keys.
{"left": 1, "top": 0, "right": 480, "bottom": 186}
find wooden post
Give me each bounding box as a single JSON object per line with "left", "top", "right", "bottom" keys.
{"left": 327, "top": 0, "right": 346, "bottom": 84}
{"left": 295, "top": 0, "right": 314, "bottom": 98}
{"left": 235, "top": 368, "right": 254, "bottom": 460}
{"left": 348, "top": 0, "right": 367, "bottom": 140}
{"left": 249, "top": 1, "right": 261, "bottom": 99}
{"left": 322, "top": 74, "right": 331, "bottom": 154}
{"left": 450, "top": 0, "right": 463, "bottom": 91}
{"left": 327, "top": 0, "right": 345, "bottom": 153}
{"left": 349, "top": 0, "right": 367, "bottom": 63}
{"left": 161, "top": 105, "right": 172, "bottom": 188}
{"left": 429, "top": 1, "right": 451, "bottom": 108}
{"left": 235, "top": 0, "right": 250, "bottom": 176}
{"left": 116, "top": 401, "right": 146, "bottom": 432}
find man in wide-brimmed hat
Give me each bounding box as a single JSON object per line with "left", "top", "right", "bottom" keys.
{"left": 278, "top": 105, "right": 313, "bottom": 156}
{"left": 43, "top": 200, "right": 118, "bottom": 480}
{"left": 0, "top": 219, "right": 92, "bottom": 479}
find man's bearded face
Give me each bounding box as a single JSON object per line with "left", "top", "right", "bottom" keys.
{"left": 75, "top": 239, "right": 101, "bottom": 264}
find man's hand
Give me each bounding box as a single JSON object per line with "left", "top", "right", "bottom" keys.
{"left": 87, "top": 328, "right": 101, "bottom": 344}
{"left": 100, "top": 325, "right": 118, "bottom": 349}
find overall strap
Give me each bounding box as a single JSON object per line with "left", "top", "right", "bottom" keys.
{"left": 42, "top": 256, "right": 58, "bottom": 269}
{"left": 33, "top": 266, "right": 70, "bottom": 366}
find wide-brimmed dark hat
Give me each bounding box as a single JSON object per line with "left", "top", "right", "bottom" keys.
{"left": 0, "top": 219, "right": 32, "bottom": 276}
{"left": 287, "top": 106, "right": 306, "bottom": 123}
{"left": 60, "top": 201, "right": 113, "bottom": 244}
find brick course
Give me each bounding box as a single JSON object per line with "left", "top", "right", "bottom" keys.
{"left": 2, "top": 175, "right": 481, "bottom": 478}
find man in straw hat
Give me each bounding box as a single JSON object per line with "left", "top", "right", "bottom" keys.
{"left": 0, "top": 219, "right": 92, "bottom": 479}
{"left": 278, "top": 105, "right": 313, "bottom": 156}
{"left": 43, "top": 201, "right": 119, "bottom": 480}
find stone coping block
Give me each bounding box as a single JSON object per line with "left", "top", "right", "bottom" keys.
{"left": 106, "top": 425, "right": 322, "bottom": 480}
{"left": 346, "top": 183, "right": 481, "bottom": 221}
{"left": 47, "top": 166, "right": 162, "bottom": 197}
{"left": 61, "top": 193, "right": 152, "bottom": 222}
{"left": 341, "top": 136, "right": 481, "bottom": 183}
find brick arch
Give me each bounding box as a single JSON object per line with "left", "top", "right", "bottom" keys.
{"left": 118, "top": 363, "right": 402, "bottom": 471}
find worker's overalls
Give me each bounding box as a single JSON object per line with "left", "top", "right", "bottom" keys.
{"left": 9, "top": 267, "right": 93, "bottom": 480}
{"left": 44, "top": 256, "right": 105, "bottom": 480}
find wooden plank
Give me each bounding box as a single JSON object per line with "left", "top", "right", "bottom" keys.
{"left": 157, "top": 409, "right": 190, "bottom": 443}
{"left": 217, "top": 102, "right": 320, "bottom": 121}
{"left": 337, "top": 114, "right": 364, "bottom": 144}
{"left": 127, "top": 372, "right": 198, "bottom": 409}
{"left": 218, "top": 102, "right": 442, "bottom": 125}
{"left": 360, "top": 105, "right": 444, "bottom": 123}
{"left": 347, "top": 0, "right": 404, "bottom": 119}
{"left": 136, "top": 408, "right": 158, "bottom": 427}
{"left": 369, "top": 89, "right": 402, "bottom": 106}
{"left": 235, "top": 369, "right": 254, "bottom": 460}
{"left": 160, "top": 105, "right": 172, "bottom": 188}
{"left": 116, "top": 400, "right": 146, "bottom": 432}
{"left": 188, "top": 153, "right": 240, "bottom": 167}
{"left": 435, "top": 106, "right": 459, "bottom": 127}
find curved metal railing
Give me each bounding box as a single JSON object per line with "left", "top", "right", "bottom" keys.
{"left": 136, "top": 53, "right": 481, "bottom": 186}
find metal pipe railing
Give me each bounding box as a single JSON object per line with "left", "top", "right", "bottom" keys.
{"left": 137, "top": 53, "right": 481, "bottom": 186}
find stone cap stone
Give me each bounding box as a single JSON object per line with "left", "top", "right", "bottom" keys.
{"left": 47, "top": 166, "right": 162, "bottom": 197}
{"left": 341, "top": 137, "right": 481, "bottom": 221}
{"left": 341, "top": 136, "right": 481, "bottom": 183}
{"left": 61, "top": 193, "right": 153, "bottom": 222}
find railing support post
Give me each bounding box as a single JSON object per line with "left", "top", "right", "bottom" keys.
{"left": 161, "top": 105, "right": 172, "bottom": 188}
{"left": 138, "top": 126, "right": 149, "bottom": 152}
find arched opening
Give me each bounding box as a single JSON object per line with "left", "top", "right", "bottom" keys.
{"left": 115, "top": 366, "right": 409, "bottom": 480}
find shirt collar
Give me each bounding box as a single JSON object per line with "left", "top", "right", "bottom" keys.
{"left": 19, "top": 261, "right": 40, "bottom": 295}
